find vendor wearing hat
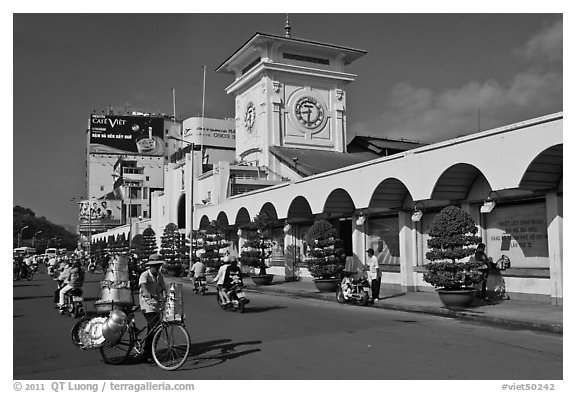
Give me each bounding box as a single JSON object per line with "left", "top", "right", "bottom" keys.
{"left": 138, "top": 254, "right": 166, "bottom": 361}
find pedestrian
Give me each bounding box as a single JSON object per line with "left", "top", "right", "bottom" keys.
{"left": 474, "top": 243, "right": 495, "bottom": 300}
{"left": 366, "top": 248, "right": 381, "bottom": 302}
{"left": 138, "top": 255, "right": 166, "bottom": 362}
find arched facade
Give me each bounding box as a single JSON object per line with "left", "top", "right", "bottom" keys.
{"left": 193, "top": 114, "right": 563, "bottom": 303}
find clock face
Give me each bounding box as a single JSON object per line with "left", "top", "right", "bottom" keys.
{"left": 244, "top": 102, "right": 256, "bottom": 133}
{"left": 295, "top": 96, "right": 325, "bottom": 129}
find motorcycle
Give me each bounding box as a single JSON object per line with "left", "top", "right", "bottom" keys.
{"left": 55, "top": 280, "right": 85, "bottom": 318}
{"left": 336, "top": 275, "right": 371, "bottom": 306}
{"left": 48, "top": 265, "right": 59, "bottom": 278}
{"left": 193, "top": 275, "right": 208, "bottom": 295}
{"left": 217, "top": 281, "right": 249, "bottom": 313}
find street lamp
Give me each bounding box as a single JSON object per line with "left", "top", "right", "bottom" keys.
{"left": 18, "top": 225, "right": 29, "bottom": 248}
{"left": 32, "top": 230, "right": 42, "bottom": 247}
{"left": 167, "top": 135, "right": 199, "bottom": 276}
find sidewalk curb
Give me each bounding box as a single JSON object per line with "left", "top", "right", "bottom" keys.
{"left": 174, "top": 277, "right": 562, "bottom": 335}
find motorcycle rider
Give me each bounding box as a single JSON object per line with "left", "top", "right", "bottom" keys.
{"left": 190, "top": 258, "right": 206, "bottom": 293}
{"left": 223, "top": 256, "right": 243, "bottom": 302}
{"left": 58, "top": 260, "right": 85, "bottom": 309}
{"left": 214, "top": 257, "right": 231, "bottom": 304}
{"left": 340, "top": 271, "right": 353, "bottom": 300}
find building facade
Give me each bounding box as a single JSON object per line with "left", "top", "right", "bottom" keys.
{"left": 91, "top": 30, "right": 563, "bottom": 305}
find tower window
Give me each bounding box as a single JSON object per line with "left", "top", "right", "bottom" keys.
{"left": 283, "top": 52, "right": 329, "bottom": 65}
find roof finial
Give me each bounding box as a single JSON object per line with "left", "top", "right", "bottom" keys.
{"left": 285, "top": 14, "right": 291, "bottom": 38}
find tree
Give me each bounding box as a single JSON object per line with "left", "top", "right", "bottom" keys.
{"left": 239, "top": 211, "right": 276, "bottom": 276}
{"left": 13, "top": 205, "right": 78, "bottom": 251}
{"left": 198, "top": 221, "right": 229, "bottom": 271}
{"left": 304, "top": 220, "right": 346, "bottom": 279}
{"left": 130, "top": 234, "right": 145, "bottom": 258}
{"left": 160, "top": 223, "right": 184, "bottom": 276}
{"left": 140, "top": 228, "right": 158, "bottom": 261}
{"left": 423, "top": 205, "right": 483, "bottom": 290}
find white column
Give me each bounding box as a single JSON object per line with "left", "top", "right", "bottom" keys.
{"left": 351, "top": 214, "right": 367, "bottom": 276}
{"left": 546, "top": 192, "right": 563, "bottom": 305}
{"left": 399, "top": 211, "right": 416, "bottom": 291}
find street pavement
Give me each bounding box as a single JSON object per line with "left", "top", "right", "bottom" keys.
{"left": 12, "top": 267, "right": 563, "bottom": 381}
{"left": 175, "top": 274, "right": 563, "bottom": 334}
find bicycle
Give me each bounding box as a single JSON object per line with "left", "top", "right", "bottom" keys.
{"left": 72, "top": 303, "right": 190, "bottom": 371}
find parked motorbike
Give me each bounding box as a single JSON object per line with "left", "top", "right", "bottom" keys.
{"left": 336, "top": 275, "right": 371, "bottom": 306}
{"left": 193, "top": 276, "right": 208, "bottom": 295}
{"left": 55, "top": 280, "right": 85, "bottom": 318}
{"left": 217, "top": 281, "right": 249, "bottom": 312}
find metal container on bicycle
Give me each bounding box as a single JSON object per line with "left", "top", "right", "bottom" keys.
{"left": 163, "top": 282, "right": 183, "bottom": 322}
{"left": 102, "top": 310, "right": 128, "bottom": 344}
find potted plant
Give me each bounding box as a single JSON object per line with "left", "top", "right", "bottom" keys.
{"left": 239, "top": 212, "right": 276, "bottom": 285}
{"left": 424, "top": 205, "right": 484, "bottom": 308}
{"left": 304, "top": 220, "right": 346, "bottom": 292}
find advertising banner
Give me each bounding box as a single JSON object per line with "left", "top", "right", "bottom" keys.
{"left": 182, "top": 117, "right": 235, "bottom": 149}
{"left": 90, "top": 114, "right": 164, "bottom": 156}
{"left": 78, "top": 200, "right": 122, "bottom": 231}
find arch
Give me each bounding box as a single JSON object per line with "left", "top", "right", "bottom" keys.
{"left": 323, "top": 188, "right": 356, "bottom": 216}
{"left": 259, "top": 202, "right": 279, "bottom": 220}
{"left": 518, "top": 144, "right": 563, "bottom": 192}
{"left": 430, "top": 163, "right": 486, "bottom": 201}
{"left": 177, "top": 193, "right": 186, "bottom": 229}
{"left": 216, "top": 211, "right": 230, "bottom": 227}
{"left": 287, "top": 196, "right": 314, "bottom": 222}
{"left": 235, "top": 207, "right": 251, "bottom": 226}
{"left": 368, "top": 177, "right": 413, "bottom": 211}
{"left": 198, "top": 215, "right": 211, "bottom": 230}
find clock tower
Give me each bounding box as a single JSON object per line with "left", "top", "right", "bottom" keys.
{"left": 216, "top": 30, "right": 366, "bottom": 170}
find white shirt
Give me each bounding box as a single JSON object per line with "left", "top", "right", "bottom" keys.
{"left": 214, "top": 264, "right": 229, "bottom": 285}
{"left": 367, "top": 255, "right": 380, "bottom": 280}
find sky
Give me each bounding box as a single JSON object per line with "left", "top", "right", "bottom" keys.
{"left": 11, "top": 7, "right": 564, "bottom": 228}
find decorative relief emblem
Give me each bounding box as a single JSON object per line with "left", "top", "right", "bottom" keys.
{"left": 336, "top": 89, "right": 344, "bottom": 101}
{"left": 294, "top": 96, "right": 325, "bottom": 129}
{"left": 272, "top": 81, "right": 281, "bottom": 93}
{"left": 244, "top": 102, "right": 256, "bottom": 133}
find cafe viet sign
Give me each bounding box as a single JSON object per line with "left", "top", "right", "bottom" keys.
{"left": 182, "top": 117, "right": 235, "bottom": 149}
{"left": 90, "top": 114, "right": 164, "bottom": 156}
{"left": 485, "top": 202, "right": 549, "bottom": 268}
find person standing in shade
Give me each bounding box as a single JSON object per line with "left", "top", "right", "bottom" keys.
{"left": 138, "top": 256, "right": 166, "bottom": 362}
{"left": 366, "top": 248, "right": 381, "bottom": 302}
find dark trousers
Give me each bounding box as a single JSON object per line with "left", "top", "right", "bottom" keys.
{"left": 371, "top": 277, "right": 381, "bottom": 300}
{"left": 143, "top": 312, "right": 160, "bottom": 355}
{"left": 480, "top": 269, "right": 489, "bottom": 299}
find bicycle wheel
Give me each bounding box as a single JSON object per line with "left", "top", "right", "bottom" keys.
{"left": 152, "top": 323, "right": 190, "bottom": 371}
{"left": 100, "top": 326, "right": 134, "bottom": 365}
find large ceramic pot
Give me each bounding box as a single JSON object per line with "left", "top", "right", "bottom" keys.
{"left": 436, "top": 288, "right": 477, "bottom": 309}
{"left": 251, "top": 274, "right": 274, "bottom": 286}
{"left": 313, "top": 278, "right": 340, "bottom": 293}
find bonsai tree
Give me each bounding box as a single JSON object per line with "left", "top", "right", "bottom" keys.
{"left": 160, "top": 223, "right": 184, "bottom": 276}
{"left": 130, "top": 234, "right": 144, "bottom": 258}
{"left": 239, "top": 212, "right": 275, "bottom": 276}
{"left": 140, "top": 227, "right": 158, "bottom": 262}
{"left": 304, "top": 220, "right": 346, "bottom": 280}
{"left": 198, "top": 221, "right": 229, "bottom": 271}
{"left": 423, "top": 205, "right": 483, "bottom": 290}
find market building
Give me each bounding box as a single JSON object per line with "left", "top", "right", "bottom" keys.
{"left": 91, "top": 29, "right": 563, "bottom": 305}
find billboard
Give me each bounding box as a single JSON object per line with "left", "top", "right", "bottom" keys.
{"left": 90, "top": 114, "right": 164, "bottom": 156}
{"left": 78, "top": 200, "right": 122, "bottom": 231}
{"left": 182, "top": 117, "right": 235, "bottom": 149}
